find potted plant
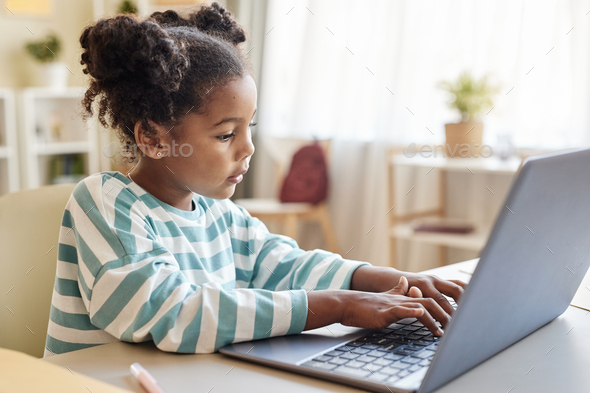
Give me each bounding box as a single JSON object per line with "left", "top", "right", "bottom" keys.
{"left": 118, "top": 0, "right": 138, "bottom": 14}
{"left": 25, "top": 34, "right": 67, "bottom": 89}
{"left": 439, "top": 72, "right": 498, "bottom": 158}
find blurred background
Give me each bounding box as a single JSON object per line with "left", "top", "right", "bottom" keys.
{"left": 1, "top": 0, "right": 587, "bottom": 272}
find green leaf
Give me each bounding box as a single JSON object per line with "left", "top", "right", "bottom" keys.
{"left": 25, "top": 33, "right": 62, "bottom": 63}
{"left": 439, "top": 72, "right": 499, "bottom": 121}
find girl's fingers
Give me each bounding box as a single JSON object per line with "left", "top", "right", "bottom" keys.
{"left": 434, "top": 279, "right": 465, "bottom": 302}
{"left": 408, "top": 286, "right": 423, "bottom": 298}
{"left": 408, "top": 303, "right": 443, "bottom": 336}
{"left": 420, "top": 283, "right": 455, "bottom": 315}
{"left": 388, "top": 305, "right": 424, "bottom": 322}
{"left": 449, "top": 279, "right": 468, "bottom": 289}
{"left": 387, "top": 276, "right": 409, "bottom": 296}
{"left": 414, "top": 297, "right": 451, "bottom": 329}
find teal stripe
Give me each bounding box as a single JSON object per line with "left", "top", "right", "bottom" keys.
{"left": 152, "top": 211, "right": 233, "bottom": 242}
{"left": 259, "top": 249, "right": 304, "bottom": 291}
{"left": 138, "top": 193, "right": 162, "bottom": 210}
{"left": 200, "top": 197, "right": 217, "bottom": 210}
{"left": 177, "top": 299, "right": 203, "bottom": 353}
{"left": 214, "top": 290, "right": 238, "bottom": 350}
{"left": 253, "top": 291, "right": 274, "bottom": 339}
{"left": 287, "top": 289, "right": 308, "bottom": 335}
{"left": 118, "top": 271, "right": 189, "bottom": 342}
{"left": 230, "top": 207, "right": 250, "bottom": 227}
{"left": 58, "top": 244, "right": 78, "bottom": 264}
{"left": 340, "top": 262, "right": 370, "bottom": 290}
{"left": 61, "top": 208, "right": 73, "bottom": 228}
{"left": 143, "top": 219, "right": 159, "bottom": 250}
{"left": 54, "top": 277, "right": 81, "bottom": 297}
{"left": 76, "top": 235, "right": 102, "bottom": 279}
{"left": 234, "top": 268, "right": 252, "bottom": 283}
{"left": 230, "top": 238, "right": 256, "bottom": 258}
{"left": 150, "top": 291, "right": 193, "bottom": 345}
{"left": 155, "top": 220, "right": 184, "bottom": 237}
{"left": 312, "top": 259, "right": 345, "bottom": 290}
{"left": 72, "top": 182, "right": 126, "bottom": 258}
{"left": 45, "top": 335, "right": 101, "bottom": 355}
{"left": 174, "top": 249, "right": 234, "bottom": 272}
{"left": 49, "top": 305, "right": 98, "bottom": 330}
{"left": 289, "top": 252, "right": 333, "bottom": 289}
{"left": 113, "top": 188, "right": 144, "bottom": 255}
{"left": 94, "top": 248, "right": 169, "bottom": 283}
{"left": 91, "top": 260, "right": 161, "bottom": 329}
{"left": 77, "top": 266, "right": 93, "bottom": 301}
{"left": 221, "top": 280, "right": 235, "bottom": 290}
{"left": 249, "top": 234, "right": 299, "bottom": 288}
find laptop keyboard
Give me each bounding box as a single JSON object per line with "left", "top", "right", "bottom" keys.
{"left": 302, "top": 298, "right": 458, "bottom": 386}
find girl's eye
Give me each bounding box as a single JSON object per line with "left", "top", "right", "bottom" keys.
{"left": 217, "top": 133, "right": 235, "bottom": 142}
{"left": 249, "top": 122, "right": 257, "bottom": 127}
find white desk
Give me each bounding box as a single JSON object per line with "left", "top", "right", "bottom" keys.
{"left": 43, "top": 260, "right": 590, "bottom": 392}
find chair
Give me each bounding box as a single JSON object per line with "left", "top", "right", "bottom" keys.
{"left": 234, "top": 137, "right": 340, "bottom": 253}
{"left": 0, "top": 184, "right": 76, "bottom": 358}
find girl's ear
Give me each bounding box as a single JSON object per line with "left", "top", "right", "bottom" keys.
{"left": 133, "top": 120, "right": 171, "bottom": 159}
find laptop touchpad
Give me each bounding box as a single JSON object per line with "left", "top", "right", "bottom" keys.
{"left": 220, "top": 325, "right": 365, "bottom": 365}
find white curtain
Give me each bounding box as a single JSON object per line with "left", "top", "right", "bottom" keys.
{"left": 254, "top": 0, "right": 590, "bottom": 269}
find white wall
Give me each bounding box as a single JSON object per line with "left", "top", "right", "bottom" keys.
{"left": 0, "top": 1, "right": 94, "bottom": 88}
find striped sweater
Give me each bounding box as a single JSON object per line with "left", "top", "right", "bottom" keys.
{"left": 44, "top": 171, "right": 368, "bottom": 356}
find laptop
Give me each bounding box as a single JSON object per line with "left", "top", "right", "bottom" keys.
{"left": 220, "top": 148, "right": 590, "bottom": 393}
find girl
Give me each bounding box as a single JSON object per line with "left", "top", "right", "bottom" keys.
{"left": 45, "top": 2, "right": 465, "bottom": 356}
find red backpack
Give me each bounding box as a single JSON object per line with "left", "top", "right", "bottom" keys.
{"left": 279, "top": 142, "right": 329, "bottom": 205}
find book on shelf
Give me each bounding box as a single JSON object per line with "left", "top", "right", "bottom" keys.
{"left": 48, "top": 154, "right": 86, "bottom": 184}
{"left": 412, "top": 218, "right": 475, "bottom": 234}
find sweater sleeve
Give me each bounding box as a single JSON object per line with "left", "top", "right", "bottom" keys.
{"left": 71, "top": 176, "right": 307, "bottom": 353}
{"left": 228, "top": 203, "right": 371, "bottom": 293}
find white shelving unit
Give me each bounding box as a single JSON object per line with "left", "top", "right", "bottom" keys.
{"left": 0, "top": 89, "right": 19, "bottom": 195}
{"left": 93, "top": 0, "right": 225, "bottom": 19}
{"left": 390, "top": 222, "right": 491, "bottom": 252}
{"left": 20, "top": 87, "right": 99, "bottom": 189}
{"left": 388, "top": 153, "right": 522, "bottom": 267}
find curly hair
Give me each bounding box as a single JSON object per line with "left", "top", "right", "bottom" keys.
{"left": 79, "top": 2, "right": 251, "bottom": 161}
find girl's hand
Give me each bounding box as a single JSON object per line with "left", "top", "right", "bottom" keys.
{"left": 340, "top": 276, "right": 449, "bottom": 336}
{"left": 404, "top": 273, "right": 466, "bottom": 315}
{"left": 350, "top": 266, "right": 466, "bottom": 316}
{"left": 407, "top": 284, "right": 423, "bottom": 299}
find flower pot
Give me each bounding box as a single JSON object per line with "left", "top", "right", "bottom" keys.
{"left": 444, "top": 121, "right": 483, "bottom": 158}
{"left": 38, "top": 62, "right": 69, "bottom": 89}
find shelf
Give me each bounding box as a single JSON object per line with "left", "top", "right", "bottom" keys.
{"left": 391, "top": 154, "right": 522, "bottom": 175}
{"left": 20, "top": 87, "right": 100, "bottom": 189}
{"left": 390, "top": 222, "right": 490, "bottom": 251}
{"left": 0, "top": 89, "right": 18, "bottom": 193}
{"left": 22, "top": 87, "right": 86, "bottom": 99}
{"left": 33, "top": 141, "right": 90, "bottom": 156}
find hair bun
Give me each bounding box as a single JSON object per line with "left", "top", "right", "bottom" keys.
{"left": 151, "top": 2, "right": 246, "bottom": 46}
{"left": 80, "top": 15, "right": 189, "bottom": 91}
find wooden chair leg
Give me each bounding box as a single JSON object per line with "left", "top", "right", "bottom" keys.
{"left": 390, "top": 236, "right": 398, "bottom": 269}
{"left": 284, "top": 213, "right": 298, "bottom": 240}
{"left": 317, "top": 205, "right": 339, "bottom": 254}
{"left": 438, "top": 245, "right": 448, "bottom": 267}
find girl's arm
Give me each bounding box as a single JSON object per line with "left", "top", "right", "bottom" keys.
{"left": 228, "top": 202, "right": 458, "bottom": 332}
{"left": 229, "top": 203, "right": 370, "bottom": 293}
{"left": 63, "top": 176, "right": 308, "bottom": 353}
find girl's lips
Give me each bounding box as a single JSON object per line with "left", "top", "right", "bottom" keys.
{"left": 227, "top": 168, "right": 248, "bottom": 184}
{"left": 227, "top": 174, "right": 244, "bottom": 184}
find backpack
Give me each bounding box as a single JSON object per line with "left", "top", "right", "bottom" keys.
{"left": 279, "top": 142, "right": 329, "bottom": 205}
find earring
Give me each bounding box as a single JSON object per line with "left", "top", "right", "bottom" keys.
{"left": 157, "top": 152, "right": 162, "bottom": 157}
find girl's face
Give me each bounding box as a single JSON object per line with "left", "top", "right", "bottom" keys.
{"left": 164, "top": 74, "right": 257, "bottom": 200}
